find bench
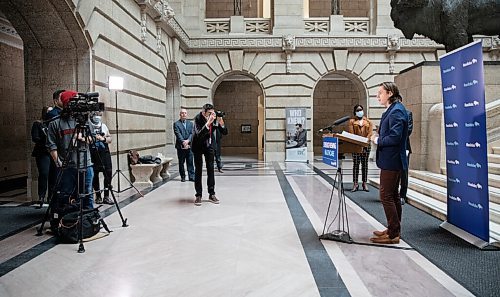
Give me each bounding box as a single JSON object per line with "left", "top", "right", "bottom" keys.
{"left": 129, "top": 164, "right": 159, "bottom": 187}
{"left": 129, "top": 155, "right": 174, "bottom": 188}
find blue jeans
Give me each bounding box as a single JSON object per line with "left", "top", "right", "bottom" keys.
{"left": 56, "top": 166, "right": 94, "bottom": 209}
{"left": 35, "top": 154, "right": 51, "bottom": 200}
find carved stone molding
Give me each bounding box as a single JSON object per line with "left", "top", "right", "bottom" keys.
{"left": 282, "top": 35, "right": 295, "bottom": 73}
{"left": 489, "top": 36, "right": 500, "bottom": 58}
{"left": 140, "top": 8, "right": 147, "bottom": 41}
{"left": 137, "top": 0, "right": 175, "bottom": 41}
{"left": 387, "top": 35, "right": 400, "bottom": 74}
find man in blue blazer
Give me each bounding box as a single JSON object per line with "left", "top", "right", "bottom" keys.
{"left": 173, "top": 108, "right": 195, "bottom": 182}
{"left": 370, "top": 82, "right": 409, "bottom": 244}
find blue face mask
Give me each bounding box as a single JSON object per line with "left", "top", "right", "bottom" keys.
{"left": 355, "top": 111, "right": 364, "bottom": 118}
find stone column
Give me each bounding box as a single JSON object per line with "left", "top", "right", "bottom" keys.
{"left": 375, "top": 0, "right": 397, "bottom": 35}
{"left": 395, "top": 62, "right": 443, "bottom": 172}
{"left": 273, "top": 0, "right": 304, "bottom": 35}
{"left": 182, "top": 0, "right": 205, "bottom": 36}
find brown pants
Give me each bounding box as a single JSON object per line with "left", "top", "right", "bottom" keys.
{"left": 380, "top": 169, "right": 402, "bottom": 239}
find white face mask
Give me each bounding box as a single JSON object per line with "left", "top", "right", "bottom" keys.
{"left": 91, "top": 115, "right": 102, "bottom": 124}
{"left": 355, "top": 111, "right": 364, "bottom": 118}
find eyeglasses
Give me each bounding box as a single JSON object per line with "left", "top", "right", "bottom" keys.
{"left": 355, "top": 109, "right": 363, "bottom": 112}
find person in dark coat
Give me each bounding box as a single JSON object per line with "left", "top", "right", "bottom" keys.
{"left": 370, "top": 82, "right": 409, "bottom": 244}
{"left": 191, "top": 103, "right": 227, "bottom": 206}
{"left": 31, "top": 106, "right": 52, "bottom": 208}
{"left": 173, "top": 108, "right": 195, "bottom": 182}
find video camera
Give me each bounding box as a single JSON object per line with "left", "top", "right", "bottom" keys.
{"left": 215, "top": 110, "right": 225, "bottom": 118}
{"left": 63, "top": 92, "right": 105, "bottom": 123}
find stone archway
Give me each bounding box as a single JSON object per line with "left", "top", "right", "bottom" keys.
{"left": 0, "top": 0, "right": 91, "bottom": 201}
{"left": 312, "top": 71, "right": 368, "bottom": 155}
{"left": 166, "top": 62, "right": 181, "bottom": 156}
{"left": 212, "top": 73, "right": 265, "bottom": 160}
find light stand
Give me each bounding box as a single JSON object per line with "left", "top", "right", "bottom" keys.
{"left": 108, "top": 76, "right": 143, "bottom": 197}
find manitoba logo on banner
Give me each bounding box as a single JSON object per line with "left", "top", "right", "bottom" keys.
{"left": 439, "top": 40, "right": 490, "bottom": 243}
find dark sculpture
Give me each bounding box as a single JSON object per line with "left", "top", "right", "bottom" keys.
{"left": 390, "top": 0, "right": 500, "bottom": 51}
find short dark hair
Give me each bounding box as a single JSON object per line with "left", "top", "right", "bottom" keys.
{"left": 380, "top": 82, "right": 402, "bottom": 103}
{"left": 52, "top": 89, "right": 65, "bottom": 100}
{"left": 202, "top": 103, "right": 214, "bottom": 112}
{"left": 353, "top": 104, "right": 364, "bottom": 114}
{"left": 295, "top": 123, "right": 302, "bottom": 128}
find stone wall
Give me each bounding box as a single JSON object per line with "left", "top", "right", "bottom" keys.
{"left": 206, "top": 0, "right": 259, "bottom": 18}
{"left": 0, "top": 42, "right": 25, "bottom": 182}
{"left": 213, "top": 80, "right": 262, "bottom": 155}
{"left": 180, "top": 49, "right": 430, "bottom": 161}
{"left": 309, "top": 0, "right": 370, "bottom": 17}
{"left": 312, "top": 79, "right": 360, "bottom": 154}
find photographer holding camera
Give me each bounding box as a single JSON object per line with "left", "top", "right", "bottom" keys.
{"left": 46, "top": 90, "right": 96, "bottom": 210}
{"left": 191, "top": 103, "right": 227, "bottom": 206}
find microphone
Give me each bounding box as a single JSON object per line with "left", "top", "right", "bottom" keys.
{"left": 318, "top": 115, "right": 351, "bottom": 133}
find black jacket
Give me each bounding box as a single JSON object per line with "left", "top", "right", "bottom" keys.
{"left": 31, "top": 121, "right": 49, "bottom": 157}
{"left": 191, "top": 112, "right": 228, "bottom": 154}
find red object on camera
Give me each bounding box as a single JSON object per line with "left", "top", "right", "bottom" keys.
{"left": 60, "top": 90, "right": 78, "bottom": 107}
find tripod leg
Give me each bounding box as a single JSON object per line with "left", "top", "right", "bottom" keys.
{"left": 108, "top": 185, "right": 128, "bottom": 227}
{"left": 118, "top": 170, "right": 144, "bottom": 198}
{"left": 321, "top": 169, "right": 339, "bottom": 235}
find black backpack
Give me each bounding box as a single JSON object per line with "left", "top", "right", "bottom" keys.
{"left": 57, "top": 208, "right": 109, "bottom": 243}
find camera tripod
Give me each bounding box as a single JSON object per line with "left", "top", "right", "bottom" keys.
{"left": 37, "top": 117, "right": 128, "bottom": 253}
{"left": 319, "top": 154, "right": 353, "bottom": 244}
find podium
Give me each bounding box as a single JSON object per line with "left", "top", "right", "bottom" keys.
{"left": 319, "top": 132, "right": 370, "bottom": 244}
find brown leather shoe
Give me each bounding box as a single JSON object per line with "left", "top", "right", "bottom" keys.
{"left": 208, "top": 194, "right": 219, "bottom": 204}
{"left": 194, "top": 196, "right": 202, "bottom": 206}
{"left": 373, "top": 229, "right": 388, "bottom": 237}
{"left": 370, "top": 234, "right": 400, "bottom": 244}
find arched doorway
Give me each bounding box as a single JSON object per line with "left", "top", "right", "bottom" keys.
{"left": 0, "top": 0, "right": 91, "bottom": 202}
{"left": 312, "top": 72, "right": 368, "bottom": 156}
{"left": 212, "top": 73, "right": 265, "bottom": 161}
{"left": 166, "top": 62, "right": 181, "bottom": 157}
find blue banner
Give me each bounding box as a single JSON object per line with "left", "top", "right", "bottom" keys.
{"left": 440, "top": 40, "right": 490, "bottom": 242}
{"left": 322, "top": 137, "right": 338, "bottom": 168}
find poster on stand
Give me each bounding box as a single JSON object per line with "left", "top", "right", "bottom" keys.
{"left": 439, "top": 40, "right": 490, "bottom": 243}
{"left": 285, "top": 107, "right": 307, "bottom": 162}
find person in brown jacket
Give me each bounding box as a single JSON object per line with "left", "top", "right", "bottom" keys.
{"left": 347, "top": 104, "right": 373, "bottom": 192}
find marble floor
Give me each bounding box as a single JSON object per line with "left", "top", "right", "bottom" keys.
{"left": 0, "top": 160, "right": 475, "bottom": 297}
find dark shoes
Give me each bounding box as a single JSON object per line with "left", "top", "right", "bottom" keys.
{"left": 95, "top": 196, "right": 103, "bottom": 204}
{"left": 194, "top": 195, "right": 219, "bottom": 205}
{"left": 103, "top": 197, "right": 114, "bottom": 205}
{"left": 362, "top": 182, "right": 369, "bottom": 192}
{"left": 370, "top": 234, "right": 400, "bottom": 244}
{"left": 194, "top": 196, "right": 202, "bottom": 206}
{"left": 217, "top": 168, "right": 224, "bottom": 173}
{"left": 181, "top": 177, "right": 186, "bottom": 182}
{"left": 208, "top": 195, "right": 219, "bottom": 204}
{"left": 351, "top": 183, "right": 359, "bottom": 192}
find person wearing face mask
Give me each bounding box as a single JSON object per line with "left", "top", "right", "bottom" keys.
{"left": 348, "top": 105, "right": 373, "bottom": 192}
{"left": 89, "top": 113, "right": 113, "bottom": 205}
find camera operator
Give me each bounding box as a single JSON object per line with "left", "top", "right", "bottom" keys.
{"left": 46, "top": 90, "right": 95, "bottom": 210}
{"left": 45, "top": 89, "right": 65, "bottom": 203}
{"left": 89, "top": 112, "right": 113, "bottom": 205}
{"left": 213, "top": 110, "right": 228, "bottom": 173}
{"left": 191, "top": 103, "right": 227, "bottom": 206}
